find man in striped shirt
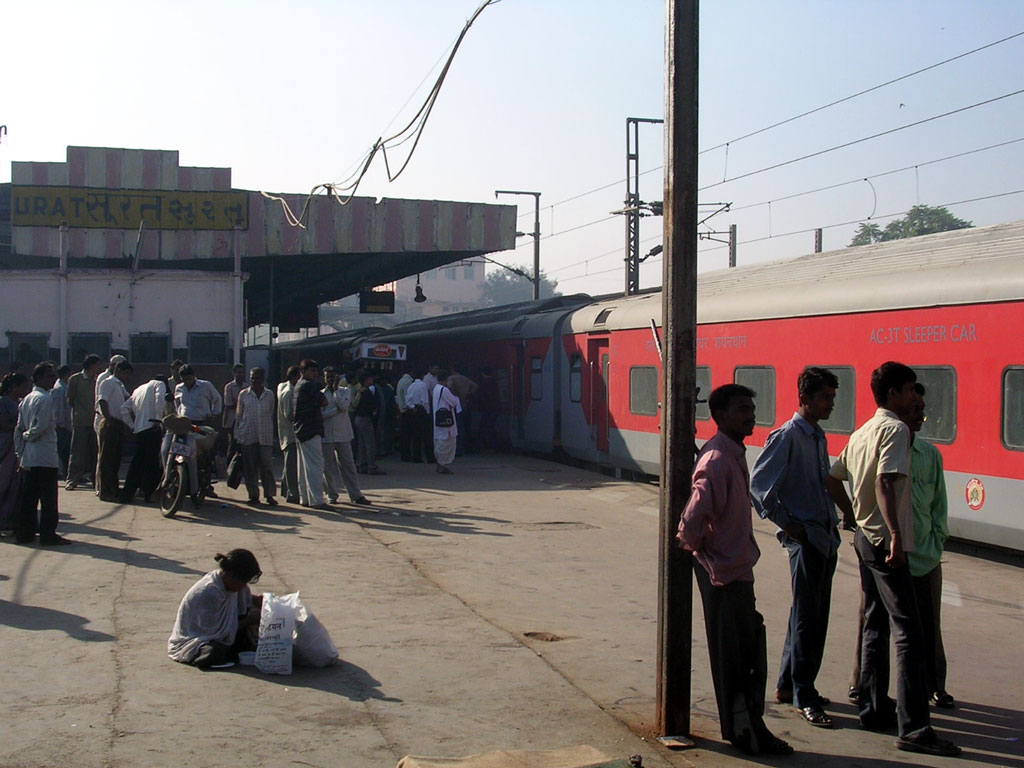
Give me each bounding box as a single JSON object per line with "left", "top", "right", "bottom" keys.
{"left": 235, "top": 367, "right": 277, "bottom": 507}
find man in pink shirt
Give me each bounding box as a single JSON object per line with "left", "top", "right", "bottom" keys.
{"left": 677, "top": 384, "right": 792, "bottom": 757}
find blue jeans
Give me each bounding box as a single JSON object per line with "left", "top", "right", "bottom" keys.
{"left": 776, "top": 535, "right": 837, "bottom": 708}
{"left": 854, "top": 529, "right": 931, "bottom": 739}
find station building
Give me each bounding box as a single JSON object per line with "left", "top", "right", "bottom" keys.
{"left": 0, "top": 145, "right": 515, "bottom": 381}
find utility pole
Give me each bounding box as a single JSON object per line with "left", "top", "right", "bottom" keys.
{"left": 624, "top": 117, "right": 664, "bottom": 296}
{"left": 657, "top": 0, "right": 699, "bottom": 742}
{"left": 495, "top": 190, "right": 542, "bottom": 300}
{"left": 728, "top": 223, "right": 737, "bottom": 268}
{"left": 814, "top": 227, "right": 823, "bottom": 253}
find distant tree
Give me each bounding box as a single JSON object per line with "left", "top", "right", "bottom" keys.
{"left": 849, "top": 205, "right": 972, "bottom": 246}
{"left": 481, "top": 268, "right": 560, "bottom": 307}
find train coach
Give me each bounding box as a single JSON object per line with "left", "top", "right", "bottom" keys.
{"left": 377, "top": 219, "right": 1024, "bottom": 552}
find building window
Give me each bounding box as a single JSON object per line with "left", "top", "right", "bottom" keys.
{"left": 130, "top": 334, "right": 170, "bottom": 364}
{"left": 445, "top": 267, "right": 456, "bottom": 280}
{"left": 7, "top": 333, "right": 49, "bottom": 367}
{"left": 187, "top": 332, "right": 229, "bottom": 365}
{"left": 734, "top": 366, "right": 775, "bottom": 426}
{"left": 530, "top": 356, "right": 543, "bottom": 401}
{"left": 1003, "top": 367, "right": 1024, "bottom": 450}
{"left": 464, "top": 263, "right": 475, "bottom": 280}
{"left": 569, "top": 355, "right": 582, "bottom": 403}
{"left": 629, "top": 366, "right": 659, "bottom": 416}
{"left": 69, "top": 333, "right": 111, "bottom": 366}
{"left": 912, "top": 366, "right": 957, "bottom": 443}
{"left": 696, "top": 366, "right": 711, "bottom": 421}
{"left": 426, "top": 270, "right": 437, "bottom": 280}
{"left": 814, "top": 365, "right": 855, "bottom": 435}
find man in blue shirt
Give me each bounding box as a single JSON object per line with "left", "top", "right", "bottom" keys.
{"left": 751, "top": 367, "right": 840, "bottom": 728}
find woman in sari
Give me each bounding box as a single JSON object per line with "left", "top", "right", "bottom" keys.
{"left": 432, "top": 369, "right": 462, "bottom": 474}
{"left": 0, "top": 373, "right": 31, "bottom": 533}
{"left": 168, "top": 548, "right": 263, "bottom": 669}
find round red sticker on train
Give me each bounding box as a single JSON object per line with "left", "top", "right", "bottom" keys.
{"left": 965, "top": 478, "right": 985, "bottom": 511}
{"left": 373, "top": 344, "right": 393, "bottom": 357}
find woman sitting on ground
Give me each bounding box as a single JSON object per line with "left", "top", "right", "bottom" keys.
{"left": 168, "top": 548, "right": 263, "bottom": 669}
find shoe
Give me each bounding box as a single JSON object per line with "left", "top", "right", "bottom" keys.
{"left": 328, "top": 496, "right": 339, "bottom": 503}
{"left": 760, "top": 735, "right": 794, "bottom": 756}
{"left": 246, "top": 498, "right": 261, "bottom": 507}
{"left": 896, "top": 732, "right": 961, "bottom": 757}
{"left": 65, "top": 481, "right": 78, "bottom": 491}
{"left": 775, "top": 688, "right": 793, "bottom": 704}
{"left": 39, "top": 536, "right": 74, "bottom": 546}
{"left": 99, "top": 495, "right": 120, "bottom": 503}
{"left": 352, "top": 497, "right": 372, "bottom": 506}
{"left": 286, "top": 496, "right": 300, "bottom": 504}
{"left": 799, "top": 705, "right": 833, "bottom": 728}
{"left": 931, "top": 692, "right": 955, "bottom": 709}
{"left": 206, "top": 487, "right": 218, "bottom": 498}
{"left": 849, "top": 686, "right": 860, "bottom": 704}
{"left": 264, "top": 497, "right": 277, "bottom": 507}
{"left": 312, "top": 503, "right": 332, "bottom": 511}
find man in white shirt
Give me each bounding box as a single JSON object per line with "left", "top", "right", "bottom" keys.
{"left": 235, "top": 367, "right": 277, "bottom": 506}
{"left": 168, "top": 365, "right": 222, "bottom": 497}
{"left": 404, "top": 370, "right": 433, "bottom": 463}
{"left": 276, "top": 366, "right": 301, "bottom": 504}
{"left": 321, "top": 367, "right": 370, "bottom": 506}
{"left": 96, "top": 361, "right": 133, "bottom": 502}
{"left": 93, "top": 354, "right": 126, "bottom": 491}
{"left": 395, "top": 365, "right": 415, "bottom": 462}
{"left": 14, "top": 362, "right": 72, "bottom": 546}
{"left": 121, "top": 376, "right": 170, "bottom": 503}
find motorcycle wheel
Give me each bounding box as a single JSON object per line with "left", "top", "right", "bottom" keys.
{"left": 161, "top": 463, "right": 188, "bottom": 518}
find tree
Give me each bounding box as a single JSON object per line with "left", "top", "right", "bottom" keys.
{"left": 849, "top": 205, "right": 972, "bottom": 247}
{"left": 481, "top": 268, "right": 560, "bottom": 307}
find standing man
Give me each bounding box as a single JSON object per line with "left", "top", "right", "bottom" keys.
{"left": 374, "top": 372, "right": 398, "bottom": 458}
{"left": 395, "top": 364, "right": 415, "bottom": 462}
{"left": 96, "top": 360, "right": 133, "bottom": 502}
{"left": 321, "top": 367, "right": 370, "bottom": 506}
{"left": 52, "top": 364, "right": 72, "bottom": 480}
{"left": 14, "top": 362, "right": 72, "bottom": 546}
{"left": 120, "top": 376, "right": 170, "bottom": 504}
{"left": 293, "top": 359, "right": 329, "bottom": 510}
{"left": 750, "top": 367, "right": 840, "bottom": 728}
{"left": 827, "top": 362, "right": 959, "bottom": 757}
{"left": 677, "top": 384, "right": 792, "bottom": 757}
{"left": 905, "top": 385, "right": 954, "bottom": 710}
{"left": 447, "top": 364, "right": 478, "bottom": 455}
{"left": 277, "top": 365, "right": 301, "bottom": 504}
{"left": 65, "top": 354, "right": 103, "bottom": 490}
{"left": 352, "top": 372, "right": 382, "bottom": 474}
{"left": 475, "top": 366, "right": 500, "bottom": 451}
{"left": 405, "top": 368, "right": 433, "bottom": 463}
{"left": 222, "top": 363, "right": 246, "bottom": 460}
{"left": 234, "top": 367, "right": 277, "bottom": 507}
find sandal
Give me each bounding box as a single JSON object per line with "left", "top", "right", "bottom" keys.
{"left": 800, "top": 705, "right": 833, "bottom": 728}
{"left": 931, "top": 692, "right": 955, "bottom": 709}
{"left": 761, "top": 735, "right": 794, "bottom": 755}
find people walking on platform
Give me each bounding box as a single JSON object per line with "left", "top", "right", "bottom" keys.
{"left": 474, "top": 366, "right": 500, "bottom": 451}
{"left": 52, "top": 365, "right": 72, "bottom": 480}
{"left": 65, "top": 354, "right": 103, "bottom": 490}
{"left": 405, "top": 369, "right": 433, "bottom": 463}
{"left": 222, "top": 363, "right": 246, "bottom": 461}
{"left": 827, "top": 362, "right": 959, "bottom": 757}
{"left": 293, "top": 359, "right": 329, "bottom": 509}
{"left": 396, "top": 365, "right": 415, "bottom": 461}
{"left": 352, "top": 372, "right": 383, "bottom": 475}
{"left": 96, "top": 360, "right": 133, "bottom": 502}
{"left": 321, "top": 366, "right": 369, "bottom": 506}
{"left": 751, "top": 367, "right": 840, "bottom": 729}
{"left": 120, "top": 376, "right": 170, "bottom": 504}
{"left": 277, "top": 366, "right": 301, "bottom": 504}
{"left": 432, "top": 369, "right": 462, "bottom": 475}
{"left": 234, "top": 367, "right": 277, "bottom": 507}
{"left": 677, "top": 383, "right": 792, "bottom": 756}
{"left": 14, "top": 362, "right": 72, "bottom": 546}
{"left": 375, "top": 372, "right": 398, "bottom": 457}
{"left": 448, "top": 364, "right": 477, "bottom": 456}
{"left": 0, "top": 373, "right": 31, "bottom": 533}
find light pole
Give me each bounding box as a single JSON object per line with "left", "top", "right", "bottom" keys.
{"left": 495, "top": 189, "right": 541, "bottom": 300}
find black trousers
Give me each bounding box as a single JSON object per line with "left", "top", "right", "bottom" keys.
{"left": 15, "top": 466, "right": 59, "bottom": 542}
{"left": 398, "top": 409, "right": 416, "bottom": 460}
{"left": 122, "top": 426, "right": 163, "bottom": 502}
{"left": 415, "top": 409, "right": 435, "bottom": 463}
{"left": 776, "top": 536, "right": 837, "bottom": 708}
{"left": 854, "top": 529, "right": 931, "bottom": 739}
{"left": 694, "top": 560, "right": 769, "bottom": 746}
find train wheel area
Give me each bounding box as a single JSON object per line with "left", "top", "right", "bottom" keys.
{"left": 3, "top": 453, "right": 1021, "bottom": 767}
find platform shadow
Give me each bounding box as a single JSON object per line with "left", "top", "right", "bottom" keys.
{"left": 0, "top": 598, "right": 114, "bottom": 642}
{"left": 236, "top": 659, "right": 402, "bottom": 703}
{"left": 337, "top": 504, "right": 512, "bottom": 539}
{"left": 39, "top": 538, "right": 205, "bottom": 576}
{"left": 170, "top": 500, "right": 306, "bottom": 534}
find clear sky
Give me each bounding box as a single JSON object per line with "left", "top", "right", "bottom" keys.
{"left": 3, "top": 0, "right": 1023, "bottom": 298}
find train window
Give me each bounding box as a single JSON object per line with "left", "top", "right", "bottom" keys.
{"left": 814, "top": 366, "right": 855, "bottom": 435}
{"left": 530, "top": 356, "right": 543, "bottom": 400}
{"left": 734, "top": 366, "right": 775, "bottom": 426}
{"left": 594, "top": 308, "right": 615, "bottom": 324}
{"left": 912, "top": 366, "right": 957, "bottom": 443}
{"left": 569, "top": 356, "right": 582, "bottom": 402}
{"left": 1003, "top": 367, "right": 1024, "bottom": 450}
{"left": 630, "top": 366, "right": 659, "bottom": 416}
{"left": 696, "top": 366, "right": 711, "bottom": 421}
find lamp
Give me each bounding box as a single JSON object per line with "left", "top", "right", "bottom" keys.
{"left": 414, "top": 274, "right": 427, "bottom": 303}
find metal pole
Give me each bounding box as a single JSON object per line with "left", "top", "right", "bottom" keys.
{"left": 729, "top": 223, "right": 737, "bottom": 268}
{"left": 657, "top": 0, "right": 699, "bottom": 740}
{"left": 58, "top": 224, "right": 68, "bottom": 366}
{"left": 232, "top": 225, "right": 243, "bottom": 366}
{"left": 814, "top": 227, "right": 823, "bottom": 253}
{"left": 532, "top": 194, "right": 541, "bottom": 301}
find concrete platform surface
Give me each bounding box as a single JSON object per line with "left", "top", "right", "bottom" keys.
{"left": 2, "top": 453, "right": 1022, "bottom": 768}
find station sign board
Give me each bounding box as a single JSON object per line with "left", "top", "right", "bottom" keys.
{"left": 359, "top": 290, "right": 396, "bottom": 314}
{"left": 357, "top": 342, "right": 407, "bottom": 362}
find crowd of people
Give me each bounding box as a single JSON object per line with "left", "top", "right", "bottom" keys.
{"left": 0, "top": 354, "right": 494, "bottom": 542}
{"left": 678, "top": 361, "right": 958, "bottom": 758}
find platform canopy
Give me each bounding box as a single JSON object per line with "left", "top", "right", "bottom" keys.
{"left": 1, "top": 147, "right": 518, "bottom": 329}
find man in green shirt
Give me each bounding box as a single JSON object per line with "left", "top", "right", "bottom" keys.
{"left": 907, "top": 385, "right": 954, "bottom": 710}
{"left": 65, "top": 354, "right": 103, "bottom": 490}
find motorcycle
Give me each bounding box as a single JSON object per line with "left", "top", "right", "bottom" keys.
{"left": 159, "top": 414, "right": 219, "bottom": 518}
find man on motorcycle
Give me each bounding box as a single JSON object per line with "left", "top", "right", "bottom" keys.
{"left": 163, "top": 365, "right": 223, "bottom": 496}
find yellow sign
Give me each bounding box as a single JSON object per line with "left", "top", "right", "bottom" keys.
{"left": 12, "top": 186, "right": 248, "bottom": 230}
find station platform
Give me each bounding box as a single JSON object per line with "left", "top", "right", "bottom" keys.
{"left": 3, "top": 452, "right": 1022, "bottom": 768}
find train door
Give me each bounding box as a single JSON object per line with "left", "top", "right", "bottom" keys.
{"left": 588, "top": 338, "right": 610, "bottom": 452}
{"left": 513, "top": 343, "right": 526, "bottom": 441}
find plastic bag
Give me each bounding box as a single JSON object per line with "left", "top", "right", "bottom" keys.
{"left": 256, "top": 592, "right": 295, "bottom": 675}
{"left": 291, "top": 596, "right": 339, "bottom": 668}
